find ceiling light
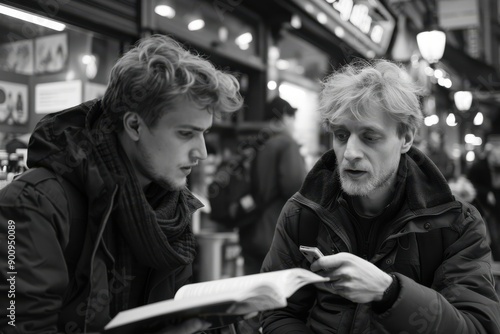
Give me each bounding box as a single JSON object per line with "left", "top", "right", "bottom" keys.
{"left": 238, "top": 43, "right": 249, "bottom": 50}
{"left": 417, "top": 30, "right": 446, "bottom": 64}
{"left": 188, "top": 18, "right": 205, "bottom": 31}
{"left": 317, "top": 12, "right": 327, "bottom": 24}
{"left": 334, "top": 26, "right": 345, "bottom": 38}
{"left": 424, "top": 115, "right": 439, "bottom": 126}
{"left": 268, "top": 46, "right": 280, "bottom": 61}
{"left": 155, "top": 4, "right": 176, "bottom": 19}
{"left": 276, "top": 59, "right": 290, "bottom": 70}
{"left": 291, "top": 15, "right": 302, "bottom": 29}
{"left": 267, "top": 81, "right": 277, "bottom": 90}
{"left": 0, "top": 4, "right": 65, "bottom": 31}
{"left": 218, "top": 26, "right": 228, "bottom": 42}
{"left": 466, "top": 151, "right": 475, "bottom": 162}
{"left": 454, "top": 91, "right": 473, "bottom": 111}
{"left": 235, "top": 32, "right": 253, "bottom": 46}
{"left": 446, "top": 113, "right": 457, "bottom": 126}
{"left": 417, "top": 1, "right": 446, "bottom": 64}
{"left": 473, "top": 112, "right": 483, "bottom": 126}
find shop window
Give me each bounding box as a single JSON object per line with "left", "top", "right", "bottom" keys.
{"left": 146, "top": 0, "right": 261, "bottom": 63}
{"left": 272, "top": 32, "right": 331, "bottom": 165}
{"left": 276, "top": 31, "right": 329, "bottom": 83}
{"left": 0, "top": 4, "right": 121, "bottom": 148}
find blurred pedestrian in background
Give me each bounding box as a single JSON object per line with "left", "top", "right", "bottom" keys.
{"left": 240, "top": 95, "right": 307, "bottom": 275}
{"left": 424, "top": 129, "right": 455, "bottom": 181}
{"left": 467, "top": 135, "right": 500, "bottom": 261}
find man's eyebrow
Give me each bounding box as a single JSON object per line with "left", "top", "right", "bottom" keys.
{"left": 178, "top": 125, "right": 212, "bottom": 132}
{"left": 359, "top": 125, "right": 384, "bottom": 132}
{"left": 329, "top": 123, "right": 384, "bottom": 132}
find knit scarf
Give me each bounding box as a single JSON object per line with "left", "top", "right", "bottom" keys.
{"left": 92, "top": 112, "right": 202, "bottom": 310}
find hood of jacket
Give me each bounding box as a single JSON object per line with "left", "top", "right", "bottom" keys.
{"left": 299, "top": 146, "right": 455, "bottom": 212}
{"left": 27, "top": 99, "right": 123, "bottom": 201}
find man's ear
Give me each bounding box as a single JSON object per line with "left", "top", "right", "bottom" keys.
{"left": 401, "top": 130, "right": 415, "bottom": 154}
{"left": 122, "top": 112, "right": 142, "bottom": 141}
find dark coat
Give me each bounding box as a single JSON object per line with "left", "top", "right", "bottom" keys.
{"left": 239, "top": 131, "right": 306, "bottom": 272}
{"left": 261, "top": 147, "right": 500, "bottom": 333}
{"left": 467, "top": 156, "right": 500, "bottom": 260}
{"left": 0, "top": 100, "right": 196, "bottom": 333}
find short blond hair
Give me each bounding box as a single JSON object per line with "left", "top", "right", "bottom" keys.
{"left": 319, "top": 59, "right": 423, "bottom": 137}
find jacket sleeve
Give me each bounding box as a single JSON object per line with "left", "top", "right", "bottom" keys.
{"left": 260, "top": 202, "right": 316, "bottom": 334}
{"left": 374, "top": 203, "right": 500, "bottom": 334}
{"left": 0, "top": 179, "right": 70, "bottom": 334}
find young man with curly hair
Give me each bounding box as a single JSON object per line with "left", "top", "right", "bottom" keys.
{"left": 0, "top": 34, "right": 242, "bottom": 333}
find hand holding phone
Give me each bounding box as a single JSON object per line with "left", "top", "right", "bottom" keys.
{"left": 299, "top": 245, "right": 324, "bottom": 264}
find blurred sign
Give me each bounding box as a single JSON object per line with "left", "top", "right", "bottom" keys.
{"left": 291, "top": 0, "right": 395, "bottom": 57}
{"left": 437, "top": 0, "right": 479, "bottom": 30}
{"left": 35, "top": 80, "right": 82, "bottom": 114}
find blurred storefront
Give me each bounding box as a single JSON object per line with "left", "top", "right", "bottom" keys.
{"left": 0, "top": 0, "right": 135, "bottom": 145}
{"left": 0, "top": 0, "right": 399, "bottom": 281}
{"left": 387, "top": 0, "right": 500, "bottom": 177}
{"left": 0, "top": 0, "right": 136, "bottom": 189}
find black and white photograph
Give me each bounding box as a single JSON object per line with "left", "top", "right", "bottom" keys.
{"left": 0, "top": 1, "right": 500, "bottom": 333}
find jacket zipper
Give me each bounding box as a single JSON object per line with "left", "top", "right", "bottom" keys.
{"left": 84, "top": 185, "right": 118, "bottom": 332}
{"left": 292, "top": 193, "right": 352, "bottom": 253}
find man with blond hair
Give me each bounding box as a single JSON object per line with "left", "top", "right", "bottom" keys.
{"left": 261, "top": 60, "right": 500, "bottom": 333}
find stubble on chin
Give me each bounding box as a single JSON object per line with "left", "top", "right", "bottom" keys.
{"left": 155, "top": 176, "right": 186, "bottom": 191}
{"left": 340, "top": 175, "right": 370, "bottom": 196}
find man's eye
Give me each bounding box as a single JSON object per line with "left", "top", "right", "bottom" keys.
{"left": 179, "top": 131, "right": 193, "bottom": 138}
{"left": 335, "top": 132, "right": 349, "bottom": 141}
{"left": 364, "top": 134, "right": 380, "bottom": 142}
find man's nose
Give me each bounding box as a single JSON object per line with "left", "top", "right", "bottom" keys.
{"left": 191, "top": 137, "right": 208, "bottom": 161}
{"left": 343, "top": 136, "right": 363, "bottom": 161}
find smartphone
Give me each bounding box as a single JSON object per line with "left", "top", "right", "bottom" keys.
{"left": 299, "top": 245, "right": 324, "bottom": 264}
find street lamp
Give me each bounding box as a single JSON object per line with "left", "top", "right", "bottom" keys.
{"left": 417, "top": 30, "right": 446, "bottom": 64}
{"left": 454, "top": 91, "right": 473, "bottom": 112}
{"left": 416, "top": 0, "right": 446, "bottom": 64}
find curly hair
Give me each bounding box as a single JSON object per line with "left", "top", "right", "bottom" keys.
{"left": 102, "top": 34, "right": 243, "bottom": 130}
{"left": 319, "top": 59, "right": 423, "bottom": 138}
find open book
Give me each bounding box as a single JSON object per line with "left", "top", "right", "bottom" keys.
{"left": 104, "top": 268, "right": 329, "bottom": 333}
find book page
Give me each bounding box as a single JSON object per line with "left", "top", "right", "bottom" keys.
{"left": 104, "top": 291, "right": 254, "bottom": 334}
{"left": 175, "top": 268, "right": 328, "bottom": 301}
{"left": 104, "top": 268, "right": 329, "bottom": 333}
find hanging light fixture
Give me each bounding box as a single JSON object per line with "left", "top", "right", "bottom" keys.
{"left": 154, "top": 0, "right": 176, "bottom": 19}
{"left": 186, "top": 10, "right": 205, "bottom": 31}
{"left": 416, "top": 0, "right": 446, "bottom": 64}
{"left": 417, "top": 30, "right": 446, "bottom": 64}
{"left": 187, "top": 17, "right": 205, "bottom": 31}
{"left": 446, "top": 112, "right": 457, "bottom": 127}
{"left": 454, "top": 91, "right": 473, "bottom": 111}
{"left": 473, "top": 112, "right": 484, "bottom": 126}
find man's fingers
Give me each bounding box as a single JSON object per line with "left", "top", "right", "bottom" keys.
{"left": 310, "top": 253, "right": 344, "bottom": 272}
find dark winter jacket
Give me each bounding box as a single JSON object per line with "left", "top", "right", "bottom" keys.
{"left": 261, "top": 147, "right": 500, "bottom": 333}
{"left": 239, "top": 131, "right": 306, "bottom": 272}
{"left": 0, "top": 100, "right": 199, "bottom": 333}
